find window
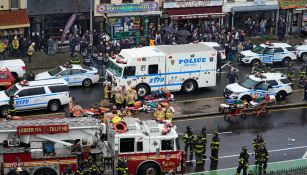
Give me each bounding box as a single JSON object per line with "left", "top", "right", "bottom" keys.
{"left": 10, "top": 0, "right": 19, "bottom": 9}
{"left": 0, "top": 74, "right": 9, "bottom": 79}
{"left": 286, "top": 47, "right": 295, "bottom": 52}
{"left": 148, "top": 65, "right": 158, "bottom": 74}
{"left": 120, "top": 138, "right": 135, "bottom": 153}
{"left": 100, "top": 0, "right": 111, "bottom": 3}
{"left": 42, "top": 142, "right": 55, "bottom": 157}
{"left": 227, "top": 0, "right": 235, "bottom": 2}
{"left": 27, "top": 87, "right": 46, "bottom": 96}
{"left": 71, "top": 69, "right": 86, "bottom": 75}
{"left": 123, "top": 66, "right": 135, "bottom": 77}
{"left": 161, "top": 140, "right": 174, "bottom": 151}
{"left": 255, "top": 82, "right": 269, "bottom": 91}
{"left": 49, "top": 85, "right": 69, "bottom": 93}
{"left": 17, "top": 90, "right": 28, "bottom": 97}
{"left": 274, "top": 48, "right": 284, "bottom": 54}
{"left": 280, "top": 78, "right": 291, "bottom": 84}
{"left": 266, "top": 80, "right": 278, "bottom": 87}
{"left": 137, "top": 141, "right": 143, "bottom": 152}
{"left": 263, "top": 49, "right": 274, "bottom": 55}
{"left": 58, "top": 70, "right": 71, "bottom": 76}
{"left": 122, "top": 0, "right": 133, "bottom": 3}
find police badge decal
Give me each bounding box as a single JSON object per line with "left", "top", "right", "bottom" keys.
{"left": 171, "top": 60, "right": 175, "bottom": 65}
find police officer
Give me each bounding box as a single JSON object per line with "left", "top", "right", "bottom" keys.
{"left": 8, "top": 95, "right": 16, "bottom": 116}
{"left": 210, "top": 131, "right": 220, "bottom": 162}
{"left": 257, "top": 144, "right": 269, "bottom": 174}
{"left": 154, "top": 105, "right": 165, "bottom": 122}
{"left": 83, "top": 53, "right": 91, "bottom": 67}
{"left": 114, "top": 88, "right": 125, "bottom": 110}
{"left": 287, "top": 62, "right": 294, "bottom": 82}
{"left": 183, "top": 126, "right": 195, "bottom": 163}
{"left": 126, "top": 88, "right": 137, "bottom": 107}
{"left": 198, "top": 127, "right": 207, "bottom": 159}
{"left": 193, "top": 135, "right": 206, "bottom": 165}
{"left": 236, "top": 146, "right": 249, "bottom": 175}
{"left": 116, "top": 158, "right": 128, "bottom": 175}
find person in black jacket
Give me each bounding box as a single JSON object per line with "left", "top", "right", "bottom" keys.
{"left": 227, "top": 68, "right": 239, "bottom": 84}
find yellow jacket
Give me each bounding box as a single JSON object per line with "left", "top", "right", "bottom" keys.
{"left": 28, "top": 46, "right": 34, "bottom": 56}
{"left": 12, "top": 39, "right": 19, "bottom": 50}
{"left": 0, "top": 42, "right": 6, "bottom": 53}
{"left": 154, "top": 109, "right": 165, "bottom": 120}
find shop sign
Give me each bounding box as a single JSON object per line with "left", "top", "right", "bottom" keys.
{"left": 96, "top": 3, "right": 159, "bottom": 14}
{"left": 17, "top": 124, "right": 69, "bottom": 135}
{"left": 163, "top": 0, "right": 222, "bottom": 8}
{"left": 279, "top": 0, "right": 307, "bottom": 9}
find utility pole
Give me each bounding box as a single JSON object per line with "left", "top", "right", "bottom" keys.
{"left": 90, "top": 0, "right": 93, "bottom": 46}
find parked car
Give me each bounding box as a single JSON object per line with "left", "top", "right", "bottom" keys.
{"left": 0, "top": 67, "right": 15, "bottom": 90}
{"left": 0, "top": 59, "right": 26, "bottom": 80}
{"left": 296, "top": 44, "right": 307, "bottom": 62}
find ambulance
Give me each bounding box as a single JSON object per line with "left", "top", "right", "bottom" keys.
{"left": 106, "top": 43, "right": 217, "bottom": 97}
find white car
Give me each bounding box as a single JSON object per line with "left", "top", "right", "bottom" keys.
{"left": 0, "top": 59, "right": 26, "bottom": 79}
{"left": 0, "top": 79, "right": 70, "bottom": 116}
{"left": 224, "top": 73, "right": 292, "bottom": 101}
{"left": 239, "top": 43, "right": 296, "bottom": 67}
{"left": 35, "top": 64, "right": 99, "bottom": 87}
{"left": 201, "top": 42, "right": 226, "bottom": 60}
{"left": 296, "top": 44, "right": 307, "bottom": 62}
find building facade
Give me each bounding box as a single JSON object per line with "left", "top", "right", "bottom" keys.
{"left": 0, "top": 0, "right": 29, "bottom": 38}
{"left": 94, "top": 0, "right": 162, "bottom": 40}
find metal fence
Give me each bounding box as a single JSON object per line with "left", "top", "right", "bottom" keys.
{"left": 266, "top": 165, "right": 307, "bottom": 175}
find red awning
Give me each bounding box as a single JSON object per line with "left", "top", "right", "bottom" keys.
{"left": 0, "top": 9, "right": 30, "bottom": 30}
{"left": 167, "top": 7, "right": 224, "bottom": 19}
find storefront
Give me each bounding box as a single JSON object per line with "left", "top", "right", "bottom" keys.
{"left": 94, "top": 2, "right": 162, "bottom": 40}
{"left": 163, "top": 0, "right": 224, "bottom": 27}
{"left": 0, "top": 9, "right": 30, "bottom": 38}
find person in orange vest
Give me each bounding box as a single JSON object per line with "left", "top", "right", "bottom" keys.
{"left": 149, "top": 38, "right": 155, "bottom": 46}
{"left": 68, "top": 97, "right": 75, "bottom": 117}
{"left": 12, "top": 36, "right": 19, "bottom": 57}
{"left": 154, "top": 105, "right": 165, "bottom": 122}
{"left": 72, "top": 103, "right": 83, "bottom": 117}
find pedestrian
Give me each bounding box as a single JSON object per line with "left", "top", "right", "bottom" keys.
{"left": 227, "top": 67, "right": 239, "bottom": 84}
{"left": 27, "top": 43, "right": 35, "bottom": 63}
{"left": 47, "top": 37, "right": 53, "bottom": 56}
{"left": 154, "top": 105, "right": 165, "bottom": 122}
{"left": 256, "top": 144, "right": 269, "bottom": 174}
{"left": 114, "top": 88, "right": 125, "bottom": 110}
{"left": 236, "top": 146, "right": 249, "bottom": 175}
{"left": 198, "top": 127, "right": 207, "bottom": 159}
{"left": 104, "top": 82, "right": 113, "bottom": 101}
{"left": 116, "top": 158, "right": 128, "bottom": 175}
{"left": 72, "top": 103, "right": 83, "bottom": 117}
{"left": 183, "top": 126, "right": 195, "bottom": 163}
{"left": 217, "top": 51, "right": 222, "bottom": 72}
{"left": 193, "top": 135, "right": 205, "bottom": 165}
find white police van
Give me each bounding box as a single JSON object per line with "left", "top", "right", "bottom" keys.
{"left": 0, "top": 79, "right": 70, "bottom": 116}
{"left": 106, "top": 43, "right": 217, "bottom": 97}
{"left": 224, "top": 73, "right": 292, "bottom": 101}
{"left": 239, "top": 43, "right": 296, "bottom": 67}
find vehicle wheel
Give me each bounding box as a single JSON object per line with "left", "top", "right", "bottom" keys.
{"left": 48, "top": 100, "right": 61, "bottom": 112}
{"left": 276, "top": 91, "right": 287, "bottom": 101}
{"left": 82, "top": 78, "right": 92, "bottom": 87}
{"left": 282, "top": 57, "right": 291, "bottom": 67}
{"left": 250, "top": 59, "right": 260, "bottom": 67}
{"left": 34, "top": 168, "right": 57, "bottom": 175}
{"left": 0, "top": 105, "right": 9, "bottom": 117}
{"left": 301, "top": 53, "right": 307, "bottom": 62}
{"left": 240, "top": 95, "right": 252, "bottom": 103}
{"left": 137, "top": 162, "right": 161, "bottom": 175}
{"left": 182, "top": 80, "right": 197, "bottom": 93}
{"left": 8, "top": 170, "right": 30, "bottom": 175}
{"left": 136, "top": 84, "right": 150, "bottom": 98}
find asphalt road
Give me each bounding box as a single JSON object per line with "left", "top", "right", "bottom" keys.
{"left": 173, "top": 106, "right": 307, "bottom": 173}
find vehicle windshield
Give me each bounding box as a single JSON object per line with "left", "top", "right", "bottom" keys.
{"left": 252, "top": 46, "right": 265, "bottom": 54}
{"left": 239, "top": 77, "right": 259, "bottom": 89}
{"left": 107, "top": 61, "right": 123, "bottom": 77}
{"left": 5, "top": 84, "right": 19, "bottom": 97}
{"left": 213, "top": 46, "right": 224, "bottom": 51}
{"left": 48, "top": 66, "right": 63, "bottom": 76}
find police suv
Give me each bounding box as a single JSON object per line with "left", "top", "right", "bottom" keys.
{"left": 224, "top": 73, "right": 292, "bottom": 101}
{"left": 35, "top": 64, "right": 99, "bottom": 87}
{"left": 0, "top": 79, "right": 70, "bottom": 116}
{"left": 239, "top": 43, "right": 296, "bottom": 67}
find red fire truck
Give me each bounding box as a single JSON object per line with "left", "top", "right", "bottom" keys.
{"left": 0, "top": 117, "right": 185, "bottom": 175}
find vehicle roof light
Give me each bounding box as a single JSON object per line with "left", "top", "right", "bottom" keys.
{"left": 19, "top": 80, "right": 29, "bottom": 86}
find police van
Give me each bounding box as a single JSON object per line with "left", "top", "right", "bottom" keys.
{"left": 0, "top": 79, "right": 70, "bottom": 116}
{"left": 106, "top": 43, "right": 217, "bottom": 97}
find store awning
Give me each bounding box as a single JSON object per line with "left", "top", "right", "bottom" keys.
{"left": 231, "top": 5, "right": 279, "bottom": 13}
{"left": 0, "top": 9, "right": 30, "bottom": 30}
{"left": 106, "top": 11, "right": 162, "bottom": 17}
{"left": 167, "top": 7, "right": 223, "bottom": 19}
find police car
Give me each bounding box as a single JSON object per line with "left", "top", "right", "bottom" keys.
{"left": 35, "top": 64, "right": 99, "bottom": 87}
{"left": 239, "top": 42, "right": 296, "bottom": 67}
{"left": 296, "top": 44, "right": 307, "bottom": 62}
{"left": 0, "top": 79, "right": 70, "bottom": 116}
{"left": 224, "top": 73, "right": 292, "bottom": 102}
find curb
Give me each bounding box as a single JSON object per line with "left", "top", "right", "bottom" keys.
{"left": 173, "top": 102, "right": 307, "bottom": 121}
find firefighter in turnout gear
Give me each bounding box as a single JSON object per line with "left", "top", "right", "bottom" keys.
{"left": 210, "top": 131, "right": 220, "bottom": 161}
{"left": 193, "top": 135, "right": 206, "bottom": 165}
{"left": 183, "top": 126, "right": 195, "bottom": 163}
{"left": 236, "top": 146, "right": 249, "bottom": 175}
{"left": 126, "top": 88, "right": 137, "bottom": 107}
{"left": 104, "top": 82, "right": 113, "bottom": 101}
{"left": 198, "top": 127, "right": 207, "bottom": 159}
{"left": 8, "top": 95, "right": 16, "bottom": 116}
{"left": 114, "top": 88, "right": 125, "bottom": 110}
{"left": 154, "top": 105, "right": 165, "bottom": 122}
{"left": 299, "top": 64, "right": 306, "bottom": 87}
{"left": 164, "top": 103, "right": 174, "bottom": 121}
{"left": 253, "top": 135, "right": 265, "bottom": 151}
{"left": 256, "top": 144, "right": 269, "bottom": 174}
{"left": 116, "top": 158, "right": 128, "bottom": 175}
{"left": 287, "top": 63, "right": 294, "bottom": 83}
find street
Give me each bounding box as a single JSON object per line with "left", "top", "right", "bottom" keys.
{"left": 173, "top": 106, "right": 307, "bottom": 173}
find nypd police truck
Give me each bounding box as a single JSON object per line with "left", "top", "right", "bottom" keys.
{"left": 106, "top": 43, "right": 217, "bottom": 97}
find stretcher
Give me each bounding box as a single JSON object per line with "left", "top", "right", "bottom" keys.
{"left": 249, "top": 95, "right": 276, "bottom": 117}
{"left": 219, "top": 100, "right": 248, "bottom": 121}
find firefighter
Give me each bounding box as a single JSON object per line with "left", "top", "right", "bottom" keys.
{"left": 8, "top": 95, "right": 16, "bottom": 116}
{"left": 164, "top": 103, "right": 174, "bottom": 121}
{"left": 63, "top": 165, "right": 74, "bottom": 175}
{"left": 126, "top": 88, "right": 137, "bottom": 107}
{"left": 116, "top": 158, "right": 128, "bottom": 175}
{"left": 183, "top": 126, "right": 195, "bottom": 163}
{"left": 76, "top": 167, "right": 84, "bottom": 175}
{"left": 299, "top": 64, "right": 306, "bottom": 87}
{"left": 104, "top": 82, "right": 113, "bottom": 101}
{"left": 89, "top": 164, "right": 98, "bottom": 175}
{"left": 71, "top": 54, "right": 81, "bottom": 64}
{"left": 236, "top": 146, "right": 249, "bottom": 175}
{"left": 114, "top": 88, "right": 125, "bottom": 110}
{"left": 154, "top": 105, "right": 165, "bottom": 121}
{"left": 257, "top": 144, "right": 269, "bottom": 174}
{"left": 210, "top": 131, "right": 220, "bottom": 162}
{"left": 193, "top": 135, "right": 205, "bottom": 165}
{"left": 287, "top": 62, "right": 294, "bottom": 82}
{"left": 253, "top": 134, "right": 265, "bottom": 152}
{"left": 198, "top": 127, "right": 207, "bottom": 159}
{"left": 72, "top": 103, "right": 83, "bottom": 117}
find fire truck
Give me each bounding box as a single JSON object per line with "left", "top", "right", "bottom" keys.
{"left": 0, "top": 117, "right": 185, "bottom": 175}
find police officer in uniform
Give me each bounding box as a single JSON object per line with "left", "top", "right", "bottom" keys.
{"left": 193, "top": 135, "right": 205, "bottom": 165}
{"left": 183, "top": 126, "right": 195, "bottom": 163}
{"left": 198, "top": 127, "right": 207, "bottom": 159}
{"left": 116, "top": 158, "right": 128, "bottom": 175}
{"left": 8, "top": 95, "right": 16, "bottom": 116}
{"left": 83, "top": 52, "right": 91, "bottom": 67}
{"left": 257, "top": 144, "right": 269, "bottom": 174}
{"left": 236, "top": 146, "right": 249, "bottom": 175}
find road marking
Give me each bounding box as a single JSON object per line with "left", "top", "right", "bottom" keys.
{"left": 178, "top": 131, "right": 232, "bottom": 136}
{"left": 302, "top": 151, "right": 307, "bottom": 159}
